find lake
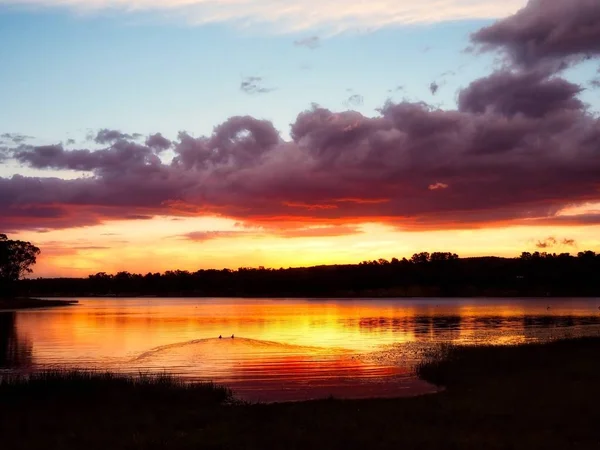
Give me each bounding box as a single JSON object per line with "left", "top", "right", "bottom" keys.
{"left": 2, "top": 297, "right": 599, "bottom": 402}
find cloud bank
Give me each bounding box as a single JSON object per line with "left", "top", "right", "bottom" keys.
{"left": 2, "top": 0, "right": 599, "bottom": 233}
{"left": 0, "top": 0, "right": 528, "bottom": 33}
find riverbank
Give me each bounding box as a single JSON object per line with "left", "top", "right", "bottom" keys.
{"left": 1, "top": 337, "right": 598, "bottom": 449}
{"left": 0, "top": 297, "right": 78, "bottom": 310}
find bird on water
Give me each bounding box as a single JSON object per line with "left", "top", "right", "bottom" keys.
{"left": 231, "top": 334, "right": 235, "bottom": 339}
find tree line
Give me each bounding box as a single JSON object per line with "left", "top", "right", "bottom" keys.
{"left": 13, "top": 249, "right": 600, "bottom": 298}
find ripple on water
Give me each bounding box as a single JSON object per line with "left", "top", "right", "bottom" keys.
{"left": 105, "top": 337, "right": 435, "bottom": 402}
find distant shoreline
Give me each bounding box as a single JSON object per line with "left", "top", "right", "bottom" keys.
{"left": 0, "top": 297, "right": 78, "bottom": 311}
{"left": 18, "top": 252, "right": 600, "bottom": 298}
{"left": 26, "top": 293, "right": 600, "bottom": 299}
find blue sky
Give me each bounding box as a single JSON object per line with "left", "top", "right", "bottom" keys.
{"left": 2, "top": 4, "right": 598, "bottom": 150}
{"left": 2, "top": 0, "right": 600, "bottom": 276}
{"left": 0, "top": 10, "right": 499, "bottom": 146}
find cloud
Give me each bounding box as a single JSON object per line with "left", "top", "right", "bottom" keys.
{"left": 458, "top": 69, "right": 583, "bottom": 118}
{"left": 294, "top": 36, "right": 320, "bottom": 49}
{"left": 472, "top": 0, "right": 600, "bottom": 69}
{"left": 240, "top": 76, "right": 276, "bottom": 95}
{"left": 387, "top": 85, "right": 405, "bottom": 93}
{"left": 14, "top": 140, "right": 160, "bottom": 172}
{"left": 145, "top": 133, "right": 172, "bottom": 151}
{"left": 344, "top": 94, "right": 364, "bottom": 108}
{"left": 535, "top": 236, "right": 557, "bottom": 248}
{"left": 429, "top": 82, "right": 439, "bottom": 95}
{"left": 93, "top": 129, "right": 136, "bottom": 144}
{"left": 2, "top": 0, "right": 600, "bottom": 233}
{"left": 535, "top": 236, "right": 577, "bottom": 249}
{"left": 4, "top": 82, "right": 600, "bottom": 232}
{"left": 277, "top": 225, "right": 362, "bottom": 238}
{"left": 0, "top": 147, "right": 10, "bottom": 162}
{"left": 0, "top": 1, "right": 529, "bottom": 33}
{"left": 1, "top": 133, "right": 32, "bottom": 144}
{"left": 181, "top": 225, "right": 361, "bottom": 241}
{"left": 440, "top": 71, "right": 456, "bottom": 77}
{"left": 182, "top": 231, "right": 253, "bottom": 242}
{"left": 428, "top": 183, "right": 448, "bottom": 191}
{"left": 3, "top": 76, "right": 599, "bottom": 233}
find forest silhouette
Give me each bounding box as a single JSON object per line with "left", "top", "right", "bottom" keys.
{"left": 17, "top": 250, "right": 600, "bottom": 298}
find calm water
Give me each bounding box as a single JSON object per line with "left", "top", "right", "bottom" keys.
{"left": 2, "top": 297, "right": 600, "bottom": 401}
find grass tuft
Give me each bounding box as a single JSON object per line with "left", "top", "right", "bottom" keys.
{"left": 0, "top": 369, "right": 233, "bottom": 405}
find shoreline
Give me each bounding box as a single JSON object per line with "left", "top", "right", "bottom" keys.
{"left": 0, "top": 297, "right": 78, "bottom": 311}
{"left": 23, "top": 293, "right": 600, "bottom": 299}
{"left": 1, "top": 337, "right": 598, "bottom": 449}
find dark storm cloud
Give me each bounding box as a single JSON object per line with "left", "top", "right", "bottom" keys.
{"left": 294, "top": 36, "right": 320, "bottom": 49}
{"left": 2, "top": 0, "right": 600, "bottom": 232}
{"left": 472, "top": 0, "right": 600, "bottom": 68}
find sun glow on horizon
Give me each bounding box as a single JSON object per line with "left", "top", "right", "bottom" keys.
{"left": 12, "top": 215, "right": 600, "bottom": 278}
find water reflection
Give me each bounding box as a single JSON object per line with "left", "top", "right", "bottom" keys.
{"left": 2, "top": 298, "right": 599, "bottom": 401}
{"left": 0, "top": 312, "right": 32, "bottom": 370}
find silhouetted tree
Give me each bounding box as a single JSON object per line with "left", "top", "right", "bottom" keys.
{"left": 0, "top": 234, "right": 40, "bottom": 297}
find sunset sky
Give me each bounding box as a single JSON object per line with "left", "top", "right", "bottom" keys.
{"left": 1, "top": 0, "right": 600, "bottom": 277}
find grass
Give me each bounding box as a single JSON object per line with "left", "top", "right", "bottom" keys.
{"left": 0, "top": 370, "right": 233, "bottom": 405}
{"left": 1, "top": 338, "right": 599, "bottom": 449}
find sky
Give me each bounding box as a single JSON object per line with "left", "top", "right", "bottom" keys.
{"left": 1, "top": 0, "right": 600, "bottom": 277}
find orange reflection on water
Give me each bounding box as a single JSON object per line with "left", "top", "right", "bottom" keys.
{"left": 5, "top": 297, "right": 600, "bottom": 401}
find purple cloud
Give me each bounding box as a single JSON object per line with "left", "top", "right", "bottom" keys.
{"left": 93, "top": 129, "right": 136, "bottom": 144}
{"left": 14, "top": 141, "right": 160, "bottom": 173}
{"left": 2, "top": 0, "right": 600, "bottom": 233}
{"left": 458, "top": 69, "right": 583, "bottom": 118}
{"left": 472, "top": 0, "right": 600, "bottom": 69}
{"left": 3, "top": 80, "right": 599, "bottom": 232}
{"left": 146, "top": 133, "right": 172, "bottom": 151}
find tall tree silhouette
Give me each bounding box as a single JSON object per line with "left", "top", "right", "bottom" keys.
{"left": 0, "top": 234, "right": 40, "bottom": 297}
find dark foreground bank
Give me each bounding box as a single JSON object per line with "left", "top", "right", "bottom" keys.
{"left": 1, "top": 337, "right": 598, "bottom": 450}
{"left": 0, "top": 297, "right": 78, "bottom": 310}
